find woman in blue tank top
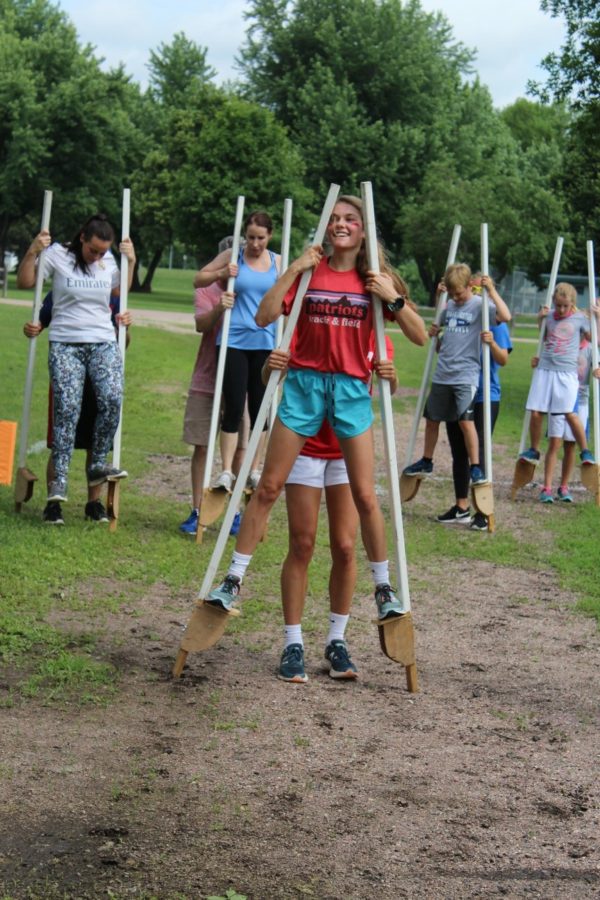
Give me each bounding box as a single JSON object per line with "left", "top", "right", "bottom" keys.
{"left": 195, "top": 211, "right": 280, "bottom": 489}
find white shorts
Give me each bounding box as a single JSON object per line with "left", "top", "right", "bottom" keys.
{"left": 526, "top": 369, "right": 578, "bottom": 415}
{"left": 286, "top": 454, "right": 349, "bottom": 489}
{"left": 548, "top": 402, "right": 589, "bottom": 441}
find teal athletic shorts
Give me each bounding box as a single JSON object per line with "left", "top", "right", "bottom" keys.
{"left": 278, "top": 368, "right": 373, "bottom": 439}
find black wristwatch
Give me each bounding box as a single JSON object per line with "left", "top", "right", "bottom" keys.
{"left": 386, "top": 295, "right": 406, "bottom": 313}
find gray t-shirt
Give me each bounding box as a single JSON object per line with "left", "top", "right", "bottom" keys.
{"left": 539, "top": 310, "right": 589, "bottom": 373}
{"left": 433, "top": 296, "right": 497, "bottom": 387}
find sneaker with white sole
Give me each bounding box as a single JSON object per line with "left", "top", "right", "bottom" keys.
{"left": 179, "top": 509, "right": 199, "bottom": 534}
{"left": 470, "top": 465, "right": 486, "bottom": 485}
{"left": 469, "top": 511, "right": 488, "bottom": 531}
{"left": 85, "top": 500, "right": 109, "bottom": 522}
{"left": 206, "top": 574, "right": 241, "bottom": 611}
{"left": 375, "top": 583, "right": 403, "bottom": 620}
{"left": 247, "top": 469, "right": 261, "bottom": 491}
{"left": 325, "top": 640, "right": 358, "bottom": 680}
{"left": 211, "top": 470, "right": 234, "bottom": 491}
{"left": 43, "top": 501, "right": 64, "bottom": 525}
{"left": 580, "top": 449, "right": 595, "bottom": 465}
{"left": 278, "top": 644, "right": 308, "bottom": 683}
{"left": 556, "top": 486, "right": 573, "bottom": 503}
{"left": 436, "top": 505, "right": 471, "bottom": 525}
{"left": 519, "top": 447, "right": 540, "bottom": 464}
{"left": 402, "top": 457, "right": 433, "bottom": 477}
{"left": 87, "top": 465, "right": 128, "bottom": 486}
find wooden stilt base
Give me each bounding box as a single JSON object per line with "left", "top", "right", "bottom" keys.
{"left": 400, "top": 474, "right": 422, "bottom": 503}
{"left": 0, "top": 420, "right": 17, "bottom": 486}
{"left": 198, "top": 487, "right": 229, "bottom": 533}
{"left": 581, "top": 462, "right": 600, "bottom": 506}
{"left": 172, "top": 600, "right": 240, "bottom": 676}
{"left": 510, "top": 459, "right": 537, "bottom": 500}
{"left": 471, "top": 481, "right": 495, "bottom": 532}
{"left": 14, "top": 466, "right": 38, "bottom": 509}
{"left": 373, "top": 612, "right": 418, "bottom": 693}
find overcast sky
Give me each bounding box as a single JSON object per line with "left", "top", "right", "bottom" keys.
{"left": 56, "top": 0, "right": 565, "bottom": 109}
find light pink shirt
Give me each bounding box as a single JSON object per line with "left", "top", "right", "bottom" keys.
{"left": 189, "top": 283, "right": 222, "bottom": 395}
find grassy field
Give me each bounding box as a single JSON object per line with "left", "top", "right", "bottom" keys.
{"left": 1, "top": 282, "right": 599, "bottom": 707}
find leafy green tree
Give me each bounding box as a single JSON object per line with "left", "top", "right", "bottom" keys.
{"left": 0, "top": 0, "right": 143, "bottom": 261}
{"left": 530, "top": 0, "right": 600, "bottom": 105}
{"left": 238, "top": 0, "right": 474, "bottom": 251}
{"left": 148, "top": 31, "right": 216, "bottom": 106}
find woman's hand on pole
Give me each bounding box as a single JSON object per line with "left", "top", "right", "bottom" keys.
{"left": 364, "top": 271, "right": 396, "bottom": 302}
{"left": 23, "top": 322, "right": 43, "bottom": 338}
{"left": 119, "top": 238, "right": 136, "bottom": 265}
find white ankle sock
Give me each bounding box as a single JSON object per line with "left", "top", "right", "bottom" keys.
{"left": 228, "top": 551, "right": 252, "bottom": 581}
{"left": 370, "top": 560, "right": 390, "bottom": 587}
{"left": 326, "top": 613, "right": 349, "bottom": 645}
{"left": 284, "top": 624, "right": 303, "bottom": 648}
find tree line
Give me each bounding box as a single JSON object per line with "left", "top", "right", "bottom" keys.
{"left": 0, "top": 0, "right": 596, "bottom": 301}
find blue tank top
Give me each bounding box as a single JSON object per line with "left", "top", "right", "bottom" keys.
{"left": 217, "top": 249, "right": 278, "bottom": 351}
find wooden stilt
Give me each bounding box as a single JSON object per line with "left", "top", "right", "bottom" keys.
{"left": 581, "top": 463, "right": 600, "bottom": 505}
{"left": 374, "top": 613, "right": 418, "bottom": 693}
{"left": 510, "top": 458, "right": 537, "bottom": 500}
{"left": 400, "top": 473, "right": 423, "bottom": 503}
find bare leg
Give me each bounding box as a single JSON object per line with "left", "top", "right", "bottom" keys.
{"left": 458, "top": 420, "right": 480, "bottom": 466}
{"left": 565, "top": 411, "right": 588, "bottom": 450}
{"left": 339, "top": 429, "right": 387, "bottom": 562}
{"left": 544, "top": 437, "right": 561, "bottom": 489}
{"left": 235, "top": 419, "right": 306, "bottom": 555}
{"left": 251, "top": 430, "right": 268, "bottom": 472}
{"left": 219, "top": 430, "right": 239, "bottom": 473}
{"left": 281, "top": 484, "right": 321, "bottom": 625}
{"left": 422, "top": 419, "right": 440, "bottom": 458}
{"left": 560, "top": 440, "right": 576, "bottom": 488}
{"left": 529, "top": 410, "right": 544, "bottom": 450}
{"left": 325, "top": 483, "right": 359, "bottom": 615}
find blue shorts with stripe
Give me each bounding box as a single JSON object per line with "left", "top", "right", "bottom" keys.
{"left": 277, "top": 368, "right": 373, "bottom": 439}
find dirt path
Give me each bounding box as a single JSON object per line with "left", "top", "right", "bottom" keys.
{"left": 2, "top": 411, "right": 599, "bottom": 899}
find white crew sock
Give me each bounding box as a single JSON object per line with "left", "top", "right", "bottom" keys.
{"left": 228, "top": 551, "right": 252, "bottom": 582}
{"left": 326, "top": 612, "right": 349, "bottom": 646}
{"left": 284, "top": 624, "right": 303, "bottom": 648}
{"left": 370, "top": 560, "right": 390, "bottom": 587}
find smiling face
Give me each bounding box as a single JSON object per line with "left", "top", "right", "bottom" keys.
{"left": 244, "top": 223, "right": 271, "bottom": 258}
{"left": 327, "top": 201, "right": 364, "bottom": 251}
{"left": 81, "top": 234, "right": 111, "bottom": 265}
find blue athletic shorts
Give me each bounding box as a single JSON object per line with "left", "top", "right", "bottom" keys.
{"left": 278, "top": 368, "right": 373, "bottom": 439}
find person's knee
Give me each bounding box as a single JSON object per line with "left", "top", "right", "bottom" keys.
{"left": 254, "top": 476, "right": 283, "bottom": 506}
{"left": 331, "top": 537, "right": 355, "bottom": 568}
{"left": 289, "top": 532, "right": 315, "bottom": 564}
{"left": 351, "top": 487, "right": 377, "bottom": 517}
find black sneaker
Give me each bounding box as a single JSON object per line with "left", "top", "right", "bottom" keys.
{"left": 436, "top": 505, "right": 470, "bottom": 525}
{"left": 278, "top": 643, "right": 308, "bottom": 683}
{"left": 87, "top": 465, "right": 128, "bottom": 487}
{"left": 43, "top": 501, "right": 64, "bottom": 525}
{"left": 85, "top": 500, "right": 109, "bottom": 523}
{"left": 325, "top": 640, "right": 358, "bottom": 680}
{"left": 469, "top": 512, "right": 488, "bottom": 531}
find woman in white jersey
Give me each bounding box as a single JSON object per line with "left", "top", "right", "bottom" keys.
{"left": 18, "top": 214, "right": 135, "bottom": 505}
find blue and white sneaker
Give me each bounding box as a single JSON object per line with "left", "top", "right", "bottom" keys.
{"left": 375, "top": 583, "right": 403, "bottom": 620}
{"left": 206, "top": 574, "right": 241, "bottom": 611}
{"left": 470, "top": 464, "right": 486, "bottom": 485}
{"left": 539, "top": 488, "right": 554, "bottom": 504}
{"left": 278, "top": 643, "right": 308, "bottom": 683}
{"left": 519, "top": 448, "right": 540, "bottom": 464}
{"left": 325, "top": 640, "right": 358, "bottom": 680}
{"left": 402, "top": 457, "right": 433, "bottom": 477}
{"left": 556, "top": 486, "right": 573, "bottom": 503}
{"left": 580, "top": 449, "right": 595, "bottom": 465}
{"left": 179, "top": 509, "right": 199, "bottom": 534}
{"left": 229, "top": 512, "right": 242, "bottom": 536}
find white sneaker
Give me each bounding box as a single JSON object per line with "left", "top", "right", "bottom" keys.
{"left": 247, "top": 469, "right": 261, "bottom": 490}
{"left": 211, "top": 470, "right": 234, "bottom": 491}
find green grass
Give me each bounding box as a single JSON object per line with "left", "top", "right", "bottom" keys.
{"left": 1, "top": 293, "right": 599, "bottom": 707}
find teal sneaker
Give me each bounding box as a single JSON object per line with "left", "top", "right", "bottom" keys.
{"left": 557, "top": 486, "right": 573, "bottom": 503}
{"left": 325, "top": 640, "right": 358, "bottom": 680}
{"left": 580, "top": 449, "right": 595, "bottom": 465}
{"left": 278, "top": 643, "right": 308, "bottom": 683}
{"left": 206, "top": 574, "right": 241, "bottom": 611}
{"left": 539, "top": 489, "right": 554, "bottom": 504}
{"left": 375, "top": 583, "right": 402, "bottom": 620}
{"left": 519, "top": 448, "right": 540, "bottom": 464}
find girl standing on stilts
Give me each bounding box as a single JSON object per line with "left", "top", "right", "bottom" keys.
{"left": 207, "top": 195, "right": 427, "bottom": 621}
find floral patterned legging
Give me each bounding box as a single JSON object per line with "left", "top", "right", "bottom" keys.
{"left": 48, "top": 342, "right": 123, "bottom": 486}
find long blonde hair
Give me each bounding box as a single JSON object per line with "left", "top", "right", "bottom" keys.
{"left": 335, "top": 195, "right": 412, "bottom": 303}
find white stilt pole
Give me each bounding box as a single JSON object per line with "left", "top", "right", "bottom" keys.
{"left": 15, "top": 190, "right": 52, "bottom": 509}
{"left": 269, "top": 198, "right": 293, "bottom": 432}
{"left": 480, "top": 223, "right": 492, "bottom": 483}
{"left": 582, "top": 241, "right": 600, "bottom": 502}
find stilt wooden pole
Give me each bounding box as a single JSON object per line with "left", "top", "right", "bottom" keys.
{"left": 472, "top": 223, "right": 495, "bottom": 531}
